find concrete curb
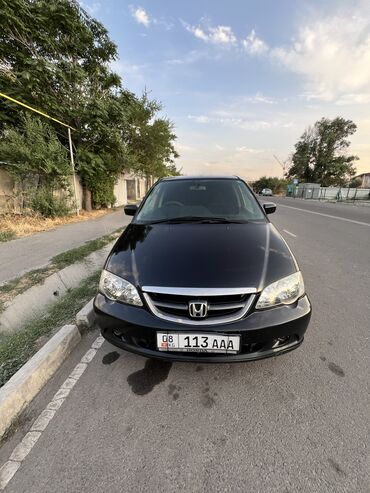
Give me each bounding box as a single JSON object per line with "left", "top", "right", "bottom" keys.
{"left": 0, "top": 241, "right": 113, "bottom": 334}
{"left": 0, "top": 324, "right": 81, "bottom": 441}
{"left": 76, "top": 298, "right": 95, "bottom": 332}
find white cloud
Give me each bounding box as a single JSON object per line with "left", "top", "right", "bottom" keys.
{"left": 215, "top": 144, "right": 225, "bottom": 150}
{"left": 188, "top": 114, "right": 211, "bottom": 124}
{"left": 185, "top": 23, "right": 237, "bottom": 46}
{"left": 335, "top": 93, "right": 370, "bottom": 105}
{"left": 235, "top": 146, "right": 265, "bottom": 153}
{"left": 131, "top": 6, "right": 150, "bottom": 27}
{"left": 188, "top": 114, "right": 276, "bottom": 130}
{"left": 242, "top": 29, "right": 269, "bottom": 55}
{"left": 272, "top": 13, "right": 370, "bottom": 101}
{"left": 243, "top": 92, "right": 276, "bottom": 104}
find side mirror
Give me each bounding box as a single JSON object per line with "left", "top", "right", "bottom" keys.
{"left": 263, "top": 202, "right": 276, "bottom": 215}
{"left": 124, "top": 204, "right": 138, "bottom": 216}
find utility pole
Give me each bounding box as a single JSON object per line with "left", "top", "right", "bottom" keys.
{"left": 0, "top": 92, "right": 79, "bottom": 215}
{"left": 68, "top": 128, "right": 79, "bottom": 215}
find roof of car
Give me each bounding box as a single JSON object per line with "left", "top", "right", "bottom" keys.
{"left": 161, "top": 175, "right": 240, "bottom": 181}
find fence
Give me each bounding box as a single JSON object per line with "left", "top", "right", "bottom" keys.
{"left": 0, "top": 169, "right": 151, "bottom": 213}
{"left": 293, "top": 185, "right": 370, "bottom": 202}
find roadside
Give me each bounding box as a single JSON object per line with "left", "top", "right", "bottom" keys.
{"left": 0, "top": 208, "right": 117, "bottom": 242}
{"left": 0, "top": 229, "right": 122, "bottom": 313}
{"left": 0, "top": 272, "right": 99, "bottom": 389}
{"left": 267, "top": 196, "right": 370, "bottom": 225}
{"left": 0, "top": 208, "right": 131, "bottom": 284}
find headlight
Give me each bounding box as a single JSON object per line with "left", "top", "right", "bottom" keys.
{"left": 256, "top": 271, "right": 305, "bottom": 309}
{"left": 99, "top": 270, "right": 143, "bottom": 306}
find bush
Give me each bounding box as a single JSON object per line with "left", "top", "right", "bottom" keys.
{"left": 31, "top": 187, "right": 71, "bottom": 218}
{"left": 92, "top": 177, "right": 116, "bottom": 208}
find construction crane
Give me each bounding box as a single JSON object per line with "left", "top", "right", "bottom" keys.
{"left": 273, "top": 154, "right": 289, "bottom": 175}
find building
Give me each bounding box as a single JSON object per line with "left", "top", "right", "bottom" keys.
{"left": 354, "top": 172, "right": 370, "bottom": 188}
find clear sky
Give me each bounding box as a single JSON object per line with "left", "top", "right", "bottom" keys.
{"left": 80, "top": 0, "right": 370, "bottom": 179}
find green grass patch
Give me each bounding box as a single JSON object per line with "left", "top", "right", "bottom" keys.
{"left": 51, "top": 230, "right": 120, "bottom": 269}
{"left": 0, "top": 228, "right": 123, "bottom": 310}
{"left": 0, "top": 231, "right": 16, "bottom": 242}
{"left": 0, "top": 271, "right": 100, "bottom": 388}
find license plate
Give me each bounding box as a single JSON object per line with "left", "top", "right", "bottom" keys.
{"left": 156, "top": 332, "right": 240, "bottom": 354}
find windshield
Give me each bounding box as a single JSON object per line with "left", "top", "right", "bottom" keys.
{"left": 135, "top": 178, "right": 266, "bottom": 223}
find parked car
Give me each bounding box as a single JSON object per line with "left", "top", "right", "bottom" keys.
{"left": 261, "top": 188, "right": 273, "bottom": 196}
{"left": 94, "top": 176, "right": 311, "bottom": 362}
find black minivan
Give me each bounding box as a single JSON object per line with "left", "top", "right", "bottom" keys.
{"left": 94, "top": 176, "right": 311, "bottom": 362}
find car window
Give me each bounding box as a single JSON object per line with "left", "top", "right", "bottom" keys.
{"left": 135, "top": 179, "right": 266, "bottom": 223}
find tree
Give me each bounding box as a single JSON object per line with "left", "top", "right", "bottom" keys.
{"left": 288, "top": 117, "right": 358, "bottom": 186}
{"left": 125, "top": 93, "right": 179, "bottom": 180}
{"left": 0, "top": 113, "right": 71, "bottom": 214}
{"left": 0, "top": 0, "right": 179, "bottom": 209}
{"left": 253, "top": 176, "right": 288, "bottom": 194}
{"left": 348, "top": 177, "right": 362, "bottom": 188}
{"left": 0, "top": 114, "right": 70, "bottom": 187}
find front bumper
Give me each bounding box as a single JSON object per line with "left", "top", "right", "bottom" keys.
{"left": 94, "top": 293, "right": 311, "bottom": 363}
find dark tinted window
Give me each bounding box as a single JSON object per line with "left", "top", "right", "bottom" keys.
{"left": 135, "top": 179, "right": 265, "bottom": 222}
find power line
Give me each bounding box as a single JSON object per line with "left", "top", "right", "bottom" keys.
{"left": 0, "top": 92, "right": 79, "bottom": 215}
{"left": 0, "top": 92, "right": 75, "bottom": 130}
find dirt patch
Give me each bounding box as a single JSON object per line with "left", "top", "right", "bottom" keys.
{"left": 0, "top": 208, "right": 117, "bottom": 241}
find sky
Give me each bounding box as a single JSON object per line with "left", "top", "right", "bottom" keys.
{"left": 80, "top": 0, "right": 370, "bottom": 180}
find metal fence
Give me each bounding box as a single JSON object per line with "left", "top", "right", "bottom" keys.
{"left": 293, "top": 186, "right": 370, "bottom": 202}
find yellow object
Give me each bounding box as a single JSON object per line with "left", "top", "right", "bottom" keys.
{"left": 0, "top": 92, "right": 75, "bottom": 130}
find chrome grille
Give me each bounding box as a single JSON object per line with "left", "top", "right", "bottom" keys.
{"left": 142, "top": 286, "right": 256, "bottom": 325}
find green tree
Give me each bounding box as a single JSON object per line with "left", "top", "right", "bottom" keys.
{"left": 348, "top": 176, "right": 362, "bottom": 188}
{"left": 0, "top": 113, "right": 71, "bottom": 214}
{"left": 288, "top": 117, "right": 358, "bottom": 186}
{"left": 253, "top": 176, "right": 288, "bottom": 194}
{"left": 0, "top": 113, "right": 70, "bottom": 187}
{"left": 0, "top": 0, "right": 119, "bottom": 130}
{"left": 0, "top": 0, "right": 179, "bottom": 208}
{"left": 125, "top": 94, "right": 179, "bottom": 180}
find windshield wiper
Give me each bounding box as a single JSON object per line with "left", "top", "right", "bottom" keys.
{"left": 145, "top": 216, "right": 248, "bottom": 224}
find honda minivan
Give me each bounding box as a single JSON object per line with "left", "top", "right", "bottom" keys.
{"left": 94, "top": 176, "right": 311, "bottom": 362}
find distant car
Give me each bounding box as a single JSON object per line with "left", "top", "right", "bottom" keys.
{"left": 94, "top": 176, "right": 311, "bottom": 362}
{"left": 261, "top": 188, "right": 273, "bottom": 196}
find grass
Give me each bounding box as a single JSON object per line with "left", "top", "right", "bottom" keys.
{"left": 0, "top": 208, "right": 120, "bottom": 241}
{"left": 0, "top": 271, "right": 100, "bottom": 388}
{"left": 51, "top": 232, "right": 120, "bottom": 269}
{"left": 0, "top": 228, "right": 123, "bottom": 311}
{"left": 0, "top": 231, "right": 16, "bottom": 242}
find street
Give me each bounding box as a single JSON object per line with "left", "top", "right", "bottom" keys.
{"left": 1, "top": 198, "right": 369, "bottom": 493}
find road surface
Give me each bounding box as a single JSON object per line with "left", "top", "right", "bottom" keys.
{"left": 0, "top": 210, "right": 131, "bottom": 284}
{"left": 1, "top": 198, "right": 369, "bottom": 492}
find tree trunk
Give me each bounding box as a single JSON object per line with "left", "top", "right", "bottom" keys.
{"left": 82, "top": 186, "right": 92, "bottom": 211}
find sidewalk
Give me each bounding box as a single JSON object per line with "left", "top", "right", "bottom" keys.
{"left": 0, "top": 210, "right": 131, "bottom": 284}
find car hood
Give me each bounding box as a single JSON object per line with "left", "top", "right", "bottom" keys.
{"left": 105, "top": 222, "right": 297, "bottom": 291}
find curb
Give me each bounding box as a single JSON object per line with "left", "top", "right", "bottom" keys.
{"left": 0, "top": 324, "right": 81, "bottom": 441}
{"left": 0, "top": 241, "right": 113, "bottom": 334}
{"left": 76, "top": 298, "right": 95, "bottom": 332}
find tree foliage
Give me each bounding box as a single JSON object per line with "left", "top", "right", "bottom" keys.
{"left": 0, "top": 113, "right": 70, "bottom": 188}
{"left": 288, "top": 117, "right": 358, "bottom": 186}
{"left": 0, "top": 0, "right": 179, "bottom": 209}
{"left": 253, "top": 176, "right": 288, "bottom": 194}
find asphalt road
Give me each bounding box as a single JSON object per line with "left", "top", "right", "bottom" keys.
{"left": 1, "top": 198, "right": 369, "bottom": 492}
{"left": 0, "top": 210, "right": 131, "bottom": 284}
